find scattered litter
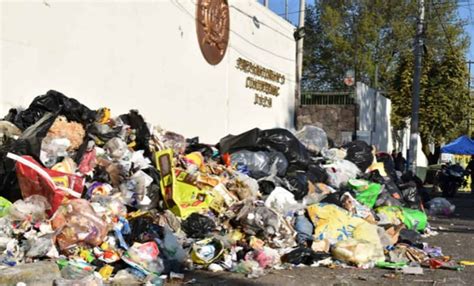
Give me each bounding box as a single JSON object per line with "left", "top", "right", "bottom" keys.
{"left": 0, "top": 91, "right": 460, "bottom": 284}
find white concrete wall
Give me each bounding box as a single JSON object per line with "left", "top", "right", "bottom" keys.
{"left": 0, "top": 0, "right": 296, "bottom": 143}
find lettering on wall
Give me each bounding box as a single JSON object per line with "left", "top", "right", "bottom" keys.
{"left": 236, "top": 58, "right": 285, "bottom": 108}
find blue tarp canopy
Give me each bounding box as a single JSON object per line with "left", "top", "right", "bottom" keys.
{"left": 440, "top": 136, "right": 474, "bottom": 155}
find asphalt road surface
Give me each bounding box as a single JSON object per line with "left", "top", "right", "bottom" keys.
{"left": 182, "top": 192, "right": 474, "bottom": 286}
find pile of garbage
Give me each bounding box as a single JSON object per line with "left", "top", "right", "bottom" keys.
{"left": 0, "top": 91, "right": 463, "bottom": 285}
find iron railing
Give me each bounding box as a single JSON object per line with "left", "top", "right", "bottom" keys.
{"left": 301, "top": 91, "right": 355, "bottom": 105}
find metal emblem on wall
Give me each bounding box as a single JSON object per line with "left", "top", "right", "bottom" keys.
{"left": 196, "top": 0, "right": 230, "bottom": 65}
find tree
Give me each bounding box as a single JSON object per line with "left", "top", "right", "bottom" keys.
{"left": 389, "top": 1, "right": 470, "bottom": 158}
{"left": 303, "top": 0, "right": 417, "bottom": 91}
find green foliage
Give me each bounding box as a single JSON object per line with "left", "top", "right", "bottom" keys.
{"left": 303, "top": 0, "right": 471, "bottom": 154}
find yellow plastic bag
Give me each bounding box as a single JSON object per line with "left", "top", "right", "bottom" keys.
{"left": 155, "top": 149, "right": 213, "bottom": 218}
{"left": 307, "top": 204, "right": 356, "bottom": 243}
{"left": 332, "top": 238, "right": 385, "bottom": 266}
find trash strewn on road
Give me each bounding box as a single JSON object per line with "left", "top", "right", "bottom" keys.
{"left": 0, "top": 91, "right": 464, "bottom": 285}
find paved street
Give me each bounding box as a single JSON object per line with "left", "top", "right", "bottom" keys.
{"left": 184, "top": 192, "right": 474, "bottom": 286}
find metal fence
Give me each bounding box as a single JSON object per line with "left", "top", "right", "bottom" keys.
{"left": 301, "top": 91, "right": 355, "bottom": 105}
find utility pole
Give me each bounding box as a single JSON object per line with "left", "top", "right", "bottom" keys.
{"left": 468, "top": 60, "right": 473, "bottom": 137}
{"left": 264, "top": 0, "right": 269, "bottom": 8}
{"left": 294, "top": 0, "right": 305, "bottom": 128}
{"left": 285, "top": 0, "right": 289, "bottom": 21}
{"left": 409, "top": 0, "right": 424, "bottom": 173}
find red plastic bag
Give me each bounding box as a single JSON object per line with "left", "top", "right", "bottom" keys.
{"left": 7, "top": 153, "right": 84, "bottom": 215}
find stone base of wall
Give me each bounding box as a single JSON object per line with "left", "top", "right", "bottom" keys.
{"left": 296, "top": 105, "right": 356, "bottom": 146}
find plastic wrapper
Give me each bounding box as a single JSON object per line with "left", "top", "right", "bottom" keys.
{"left": 332, "top": 239, "right": 385, "bottom": 266}
{"left": 236, "top": 203, "right": 281, "bottom": 237}
{"left": 8, "top": 153, "right": 84, "bottom": 215}
{"left": 295, "top": 125, "right": 328, "bottom": 154}
{"left": 161, "top": 131, "right": 186, "bottom": 154}
{"left": 230, "top": 150, "right": 288, "bottom": 178}
{"left": 191, "top": 237, "right": 224, "bottom": 265}
{"left": 8, "top": 195, "right": 51, "bottom": 222}
{"left": 104, "top": 137, "right": 130, "bottom": 160}
{"left": 227, "top": 171, "right": 260, "bottom": 200}
{"left": 122, "top": 241, "right": 164, "bottom": 275}
{"left": 26, "top": 234, "right": 57, "bottom": 258}
{"left": 342, "top": 140, "right": 374, "bottom": 172}
{"left": 181, "top": 213, "right": 216, "bottom": 239}
{"left": 51, "top": 199, "right": 108, "bottom": 251}
{"left": 427, "top": 197, "right": 455, "bottom": 216}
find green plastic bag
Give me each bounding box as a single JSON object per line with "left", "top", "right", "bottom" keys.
{"left": 375, "top": 206, "right": 427, "bottom": 232}
{"left": 402, "top": 207, "right": 427, "bottom": 231}
{"left": 0, "top": 196, "right": 12, "bottom": 217}
{"left": 376, "top": 261, "right": 407, "bottom": 269}
{"left": 349, "top": 179, "right": 382, "bottom": 208}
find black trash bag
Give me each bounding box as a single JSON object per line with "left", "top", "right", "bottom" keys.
{"left": 281, "top": 247, "right": 330, "bottom": 265}
{"left": 258, "top": 180, "right": 276, "bottom": 195}
{"left": 342, "top": 140, "right": 374, "bottom": 172}
{"left": 87, "top": 123, "right": 122, "bottom": 145}
{"left": 181, "top": 213, "right": 216, "bottom": 238}
{"left": 125, "top": 215, "right": 163, "bottom": 244}
{"left": 2, "top": 108, "right": 18, "bottom": 122}
{"left": 398, "top": 229, "right": 422, "bottom": 245}
{"left": 257, "top": 128, "right": 310, "bottom": 170}
{"left": 10, "top": 90, "right": 96, "bottom": 131}
{"left": 285, "top": 171, "right": 309, "bottom": 200}
{"left": 230, "top": 150, "right": 288, "bottom": 179}
{"left": 374, "top": 188, "right": 403, "bottom": 208}
{"left": 320, "top": 191, "right": 344, "bottom": 207}
{"left": 119, "top": 110, "right": 151, "bottom": 158}
{"left": 376, "top": 152, "right": 399, "bottom": 182}
{"left": 0, "top": 113, "right": 57, "bottom": 202}
{"left": 185, "top": 137, "right": 214, "bottom": 159}
{"left": 217, "top": 128, "right": 260, "bottom": 154}
{"left": 400, "top": 185, "right": 422, "bottom": 209}
{"left": 307, "top": 164, "right": 328, "bottom": 184}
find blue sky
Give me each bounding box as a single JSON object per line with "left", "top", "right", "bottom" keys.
{"left": 259, "top": 0, "right": 474, "bottom": 60}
